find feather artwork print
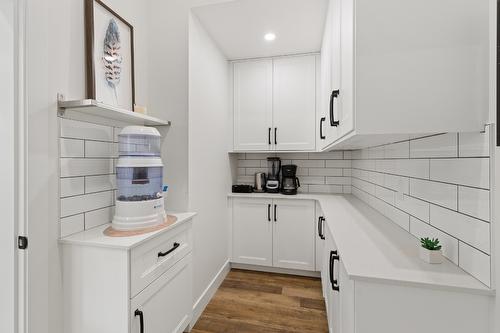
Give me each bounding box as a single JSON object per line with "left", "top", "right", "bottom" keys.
{"left": 102, "top": 19, "right": 122, "bottom": 103}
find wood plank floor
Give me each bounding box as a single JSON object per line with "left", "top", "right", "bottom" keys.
{"left": 191, "top": 269, "right": 329, "bottom": 333}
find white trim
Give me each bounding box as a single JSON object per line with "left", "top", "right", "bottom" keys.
{"left": 15, "top": 0, "right": 27, "bottom": 332}
{"left": 188, "top": 260, "right": 230, "bottom": 331}
{"left": 230, "top": 263, "right": 321, "bottom": 278}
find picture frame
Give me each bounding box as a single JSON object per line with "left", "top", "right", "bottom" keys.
{"left": 85, "top": 0, "right": 135, "bottom": 110}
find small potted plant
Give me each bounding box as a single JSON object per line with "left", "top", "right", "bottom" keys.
{"left": 419, "top": 237, "right": 443, "bottom": 264}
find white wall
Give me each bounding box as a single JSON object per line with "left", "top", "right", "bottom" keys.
{"left": 188, "top": 11, "right": 232, "bottom": 317}
{"left": 25, "top": 1, "right": 150, "bottom": 332}
{"left": 0, "top": 1, "right": 16, "bottom": 332}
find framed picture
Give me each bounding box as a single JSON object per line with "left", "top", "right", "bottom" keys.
{"left": 85, "top": 0, "right": 135, "bottom": 110}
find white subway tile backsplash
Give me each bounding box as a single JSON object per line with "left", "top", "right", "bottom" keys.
{"left": 308, "top": 184, "right": 343, "bottom": 193}
{"left": 409, "top": 178, "right": 458, "bottom": 210}
{"left": 300, "top": 176, "right": 325, "bottom": 185}
{"left": 60, "top": 191, "right": 114, "bottom": 218}
{"left": 60, "top": 138, "right": 84, "bottom": 158}
{"left": 430, "top": 158, "right": 489, "bottom": 189}
{"left": 326, "top": 177, "right": 351, "bottom": 185}
{"left": 60, "top": 177, "right": 84, "bottom": 198}
{"left": 60, "top": 158, "right": 114, "bottom": 177}
{"left": 309, "top": 168, "right": 343, "bottom": 176}
{"left": 85, "top": 175, "right": 116, "bottom": 193}
{"left": 410, "top": 133, "right": 458, "bottom": 158}
{"left": 85, "top": 141, "right": 118, "bottom": 158}
{"left": 350, "top": 129, "right": 491, "bottom": 285}
{"left": 409, "top": 217, "right": 459, "bottom": 264}
{"left": 430, "top": 205, "right": 490, "bottom": 254}
{"left": 384, "top": 141, "right": 409, "bottom": 159}
{"left": 308, "top": 151, "right": 343, "bottom": 160}
{"left": 325, "top": 160, "right": 351, "bottom": 168}
{"left": 395, "top": 195, "right": 430, "bottom": 222}
{"left": 384, "top": 174, "right": 409, "bottom": 194}
{"left": 458, "top": 186, "right": 490, "bottom": 222}
{"left": 238, "top": 159, "right": 261, "bottom": 168}
{"left": 278, "top": 153, "right": 309, "bottom": 160}
{"left": 60, "top": 214, "right": 85, "bottom": 237}
{"left": 293, "top": 159, "right": 325, "bottom": 168}
{"left": 343, "top": 169, "right": 352, "bottom": 177}
{"left": 245, "top": 168, "right": 267, "bottom": 175}
{"left": 85, "top": 206, "right": 114, "bottom": 229}
{"left": 237, "top": 168, "right": 246, "bottom": 176}
{"left": 459, "top": 242, "right": 491, "bottom": 286}
{"left": 61, "top": 118, "right": 113, "bottom": 142}
{"left": 459, "top": 128, "right": 490, "bottom": 158}
{"left": 377, "top": 159, "right": 430, "bottom": 178}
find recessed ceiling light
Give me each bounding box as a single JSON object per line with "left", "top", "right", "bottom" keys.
{"left": 264, "top": 32, "right": 276, "bottom": 42}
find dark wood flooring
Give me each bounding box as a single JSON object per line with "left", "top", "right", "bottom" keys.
{"left": 191, "top": 269, "right": 329, "bottom": 333}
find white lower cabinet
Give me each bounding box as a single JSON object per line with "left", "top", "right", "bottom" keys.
{"left": 321, "top": 221, "right": 489, "bottom": 333}
{"left": 62, "top": 218, "right": 194, "bottom": 333}
{"left": 231, "top": 197, "right": 315, "bottom": 271}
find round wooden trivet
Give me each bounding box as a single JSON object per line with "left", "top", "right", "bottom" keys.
{"left": 103, "top": 215, "right": 178, "bottom": 237}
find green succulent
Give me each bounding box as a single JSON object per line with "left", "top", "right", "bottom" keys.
{"left": 420, "top": 237, "right": 442, "bottom": 251}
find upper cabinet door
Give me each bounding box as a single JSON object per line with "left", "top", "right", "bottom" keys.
{"left": 233, "top": 60, "right": 273, "bottom": 151}
{"left": 338, "top": 0, "right": 354, "bottom": 139}
{"left": 273, "top": 56, "right": 317, "bottom": 151}
{"left": 272, "top": 199, "right": 315, "bottom": 271}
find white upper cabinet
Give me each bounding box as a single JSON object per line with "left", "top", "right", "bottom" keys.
{"left": 233, "top": 55, "right": 317, "bottom": 152}
{"left": 273, "top": 56, "right": 317, "bottom": 151}
{"left": 233, "top": 59, "right": 273, "bottom": 151}
{"left": 320, "top": 0, "right": 489, "bottom": 150}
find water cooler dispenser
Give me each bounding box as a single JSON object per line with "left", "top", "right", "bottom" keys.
{"left": 112, "top": 126, "right": 166, "bottom": 231}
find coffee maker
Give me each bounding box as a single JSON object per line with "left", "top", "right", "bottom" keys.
{"left": 281, "top": 164, "right": 300, "bottom": 195}
{"left": 266, "top": 157, "right": 281, "bottom": 193}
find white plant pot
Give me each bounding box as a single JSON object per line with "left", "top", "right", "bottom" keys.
{"left": 419, "top": 247, "right": 443, "bottom": 264}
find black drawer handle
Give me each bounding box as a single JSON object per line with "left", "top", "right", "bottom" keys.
{"left": 318, "top": 217, "right": 325, "bottom": 240}
{"left": 267, "top": 204, "right": 271, "bottom": 222}
{"left": 135, "top": 309, "right": 144, "bottom": 333}
{"left": 330, "top": 251, "right": 340, "bottom": 292}
{"left": 274, "top": 128, "right": 277, "bottom": 145}
{"left": 329, "top": 89, "right": 340, "bottom": 127}
{"left": 320, "top": 117, "right": 326, "bottom": 139}
{"left": 268, "top": 127, "right": 271, "bottom": 145}
{"left": 274, "top": 204, "right": 277, "bottom": 222}
{"left": 158, "top": 242, "right": 180, "bottom": 257}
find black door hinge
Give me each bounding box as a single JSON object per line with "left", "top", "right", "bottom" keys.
{"left": 18, "top": 236, "right": 28, "bottom": 250}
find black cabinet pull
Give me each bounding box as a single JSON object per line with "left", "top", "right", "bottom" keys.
{"left": 318, "top": 217, "right": 325, "bottom": 240}
{"left": 320, "top": 117, "right": 326, "bottom": 139}
{"left": 329, "top": 89, "right": 340, "bottom": 127}
{"left": 267, "top": 204, "right": 271, "bottom": 222}
{"left": 135, "top": 309, "right": 144, "bottom": 333}
{"left": 274, "top": 128, "right": 277, "bottom": 145}
{"left": 274, "top": 204, "right": 277, "bottom": 222}
{"left": 330, "top": 251, "right": 340, "bottom": 292}
{"left": 158, "top": 242, "right": 180, "bottom": 257}
{"left": 268, "top": 127, "right": 271, "bottom": 145}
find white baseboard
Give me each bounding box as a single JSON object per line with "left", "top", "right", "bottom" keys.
{"left": 231, "top": 263, "right": 321, "bottom": 278}
{"left": 187, "top": 259, "right": 230, "bottom": 330}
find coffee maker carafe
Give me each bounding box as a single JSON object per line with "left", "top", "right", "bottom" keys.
{"left": 281, "top": 164, "right": 300, "bottom": 195}
{"left": 266, "top": 157, "right": 281, "bottom": 193}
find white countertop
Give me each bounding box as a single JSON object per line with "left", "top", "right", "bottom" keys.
{"left": 228, "top": 193, "right": 493, "bottom": 295}
{"left": 59, "top": 212, "right": 197, "bottom": 250}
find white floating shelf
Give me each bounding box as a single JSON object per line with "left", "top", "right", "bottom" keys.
{"left": 58, "top": 99, "right": 171, "bottom": 126}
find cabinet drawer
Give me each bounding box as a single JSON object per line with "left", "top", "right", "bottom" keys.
{"left": 131, "top": 254, "right": 192, "bottom": 333}
{"left": 130, "top": 222, "right": 192, "bottom": 298}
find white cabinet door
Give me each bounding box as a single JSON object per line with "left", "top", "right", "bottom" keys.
{"left": 130, "top": 255, "right": 192, "bottom": 333}
{"left": 273, "top": 56, "right": 316, "bottom": 151}
{"left": 338, "top": 0, "right": 355, "bottom": 139}
{"left": 319, "top": 1, "right": 333, "bottom": 149}
{"left": 272, "top": 199, "right": 315, "bottom": 270}
{"left": 233, "top": 60, "right": 273, "bottom": 151}
{"left": 323, "top": 225, "right": 340, "bottom": 333}
{"left": 232, "top": 198, "right": 273, "bottom": 266}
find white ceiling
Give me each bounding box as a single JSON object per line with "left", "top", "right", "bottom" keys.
{"left": 192, "top": 0, "right": 329, "bottom": 60}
